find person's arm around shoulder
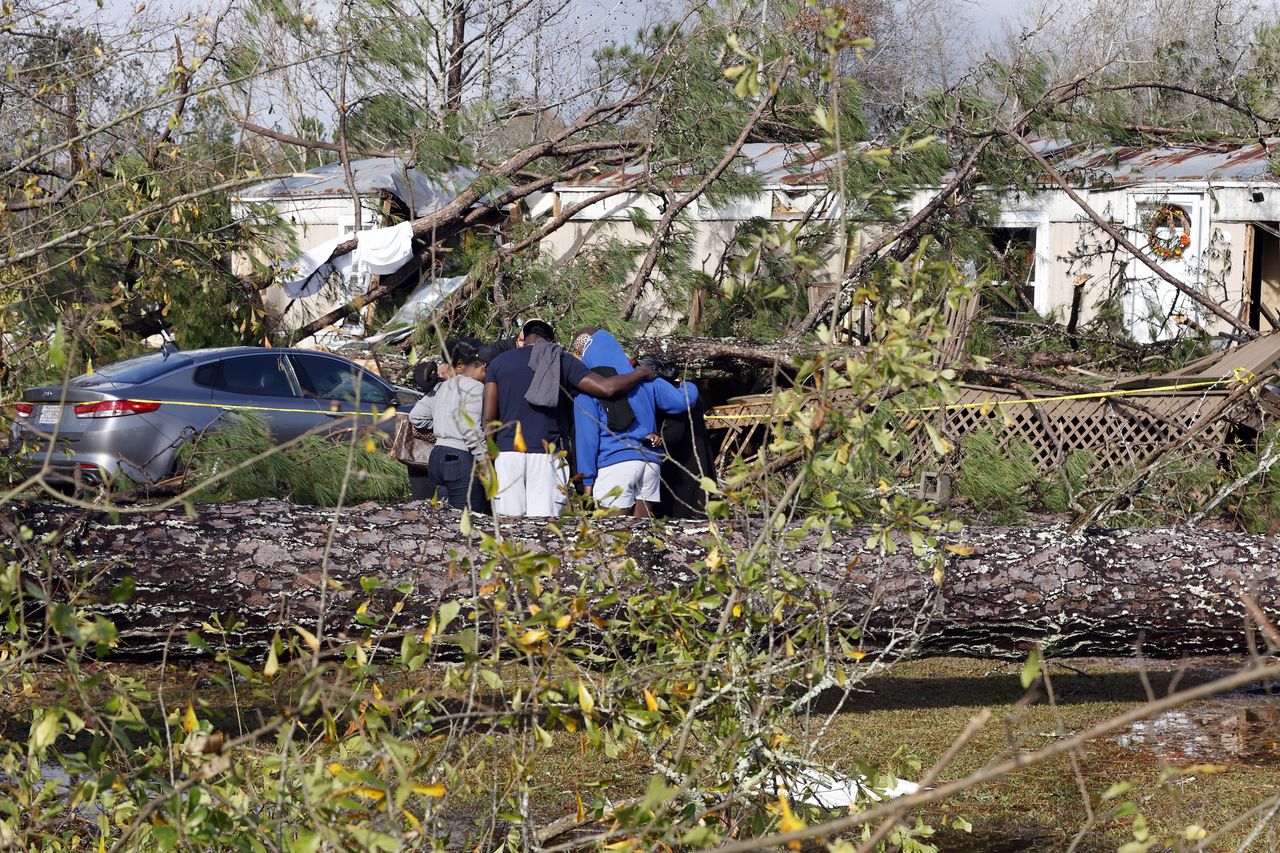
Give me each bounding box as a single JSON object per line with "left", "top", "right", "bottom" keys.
{"left": 563, "top": 351, "right": 655, "bottom": 398}
{"left": 653, "top": 377, "right": 699, "bottom": 414}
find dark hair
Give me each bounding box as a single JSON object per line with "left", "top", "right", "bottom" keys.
{"left": 522, "top": 319, "right": 556, "bottom": 342}
{"left": 413, "top": 360, "right": 442, "bottom": 394}
{"left": 440, "top": 336, "right": 484, "bottom": 364}
{"left": 448, "top": 339, "right": 486, "bottom": 367}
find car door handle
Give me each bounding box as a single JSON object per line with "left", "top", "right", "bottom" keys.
{"left": 322, "top": 410, "right": 348, "bottom": 418}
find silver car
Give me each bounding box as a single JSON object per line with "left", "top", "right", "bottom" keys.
{"left": 10, "top": 347, "right": 419, "bottom": 489}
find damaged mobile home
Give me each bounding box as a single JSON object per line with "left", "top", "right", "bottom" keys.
{"left": 231, "top": 158, "right": 478, "bottom": 334}
{"left": 233, "top": 140, "right": 1280, "bottom": 348}
{"left": 536, "top": 138, "right": 1280, "bottom": 341}
{"left": 915, "top": 139, "right": 1280, "bottom": 343}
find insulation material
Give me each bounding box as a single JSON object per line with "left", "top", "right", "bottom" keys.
{"left": 365, "top": 275, "right": 469, "bottom": 344}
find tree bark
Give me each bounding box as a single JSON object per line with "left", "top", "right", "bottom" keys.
{"left": 9, "top": 500, "right": 1280, "bottom": 661}
{"left": 628, "top": 336, "right": 861, "bottom": 372}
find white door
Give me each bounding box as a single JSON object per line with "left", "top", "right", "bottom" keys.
{"left": 1125, "top": 192, "right": 1207, "bottom": 343}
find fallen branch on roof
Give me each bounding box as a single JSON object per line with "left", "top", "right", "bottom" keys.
{"left": 9, "top": 499, "right": 1280, "bottom": 660}
{"left": 1006, "top": 129, "right": 1256, "bottom": 340}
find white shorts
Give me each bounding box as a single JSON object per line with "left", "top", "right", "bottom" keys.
{"left": 493, "top": 451, "right": 569, "bottom": 517}
{"left": 593, "top": 460, "right": 661, "bottom": 509}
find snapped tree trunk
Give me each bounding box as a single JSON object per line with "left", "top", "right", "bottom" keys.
{"left": 7, "top": 499, "right": 1279, "bottom": 659}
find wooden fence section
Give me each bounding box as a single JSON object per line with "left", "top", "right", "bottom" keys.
{"left": 704, "top": 384, "right": 1253, "bottom": 477}
{"left": 909, "top": 385, "right": 1240, "bottom": 475}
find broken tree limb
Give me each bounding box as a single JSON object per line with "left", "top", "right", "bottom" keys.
{"left": 9, "top": 499, "right": 1280, "bottom": 660}
{"left": 797, "top": 134, "right": 998, "bottom": 333}
{"left": 618, "top": 60, "right": 789, "bottom": 321}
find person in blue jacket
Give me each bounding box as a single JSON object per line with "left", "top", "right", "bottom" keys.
{"left": 572, "top": 329, "right": 699, "bottom": 517}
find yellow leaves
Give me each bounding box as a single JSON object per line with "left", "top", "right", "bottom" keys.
{"left": 783, "top": 634, "right": 795, "bottom": 658}
{"left": 513, "top": 421, "right": 527, "bottom": 453}
{"left": 932, "top": 558, "right": 945, "bottom": 586}
{"left": 355, "top": 600, "right": 369, "bottom": 617}
{"left": 294, "top": 625, "right": 320, "bottom": 653}
{"left": 412, "top": 782, "right": 446, "bottom": 797}
{"left": 1182, "top": 763, "right": 1230, "bottom": 775}
{"left": 577, "top": 678, "right": 595, "bottom": 716}
{"left": 362, "top": 435, "right": 377, "bottom": 454}
{"left": 849, "top": 649, "right": 867, "bottom": 662}
{"left": 943, "top": 543, "right": 975, "bottom": 557}
{"left": 263, "top": 639, "right": 279, "bottom": 679}
{"left": 555, "top": 613, "right": 573, "bottom": 630}
{"left": 776, "top": 792, "right": 806, "bottom": 844}
{"left": 1183, "top": 825, "right": 1208, "bottom": 841}
{"left": 642, "top": 688, "right": 659, "bottom": 713}
{"left": 182, "top": 702, "right": 198, "bottom": 734}
{"left": 516, "top": 628, "right": 549, "bottom": 653}
{"left": 326, "top": 762, "right": 346, "bottom": 777}
{"left": 705, "top": 548, "right": 724, "bottom": 571}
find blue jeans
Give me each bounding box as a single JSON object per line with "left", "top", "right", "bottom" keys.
{"left": 427, "top": 446, "right": 487, "bottom": 512}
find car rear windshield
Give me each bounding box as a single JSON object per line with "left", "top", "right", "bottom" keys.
{"left": 67, "top": 353, "right": 193, "bottom": 387}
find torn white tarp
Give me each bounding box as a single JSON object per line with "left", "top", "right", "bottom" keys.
{"left": 365, "top": 275, "right": 469, "bottom": 345}
{"left": 773, "top": 767, "right": 920, "bottom": 809}
{"left": 279, "top": 236, "right": 345, "bottom": 297}
{"left": 357, "top": 221, "right": 413, "bottom": 274}
{"left": 279, "top": 221, "right": 416, "bottom": 298}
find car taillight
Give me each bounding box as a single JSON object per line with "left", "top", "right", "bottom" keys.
{"left": 16, "top": 403, "right": 33, "bottom": 418}
{"left": 73, "top": 400, "right": 161, "bottom": 418}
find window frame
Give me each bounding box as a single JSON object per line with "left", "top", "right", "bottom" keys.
{"left": 288, "top": 353, "right": 393, "bottom": 407}
{"left": 203, "top": 354, "right": 304, "bottom": 399}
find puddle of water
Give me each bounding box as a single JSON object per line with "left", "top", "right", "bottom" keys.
{"left": 1116, "top": 697, "right": 1280, "bottom": 765}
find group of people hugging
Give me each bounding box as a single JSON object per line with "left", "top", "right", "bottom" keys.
{"left": 405, "top": 319, "right": 712, "bottom": 519}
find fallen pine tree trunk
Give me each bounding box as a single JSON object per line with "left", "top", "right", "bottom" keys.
{"left": 5, "top": 499, "right": 1279, "bottom": 659}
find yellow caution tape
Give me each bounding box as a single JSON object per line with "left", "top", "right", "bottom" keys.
{"left": 704, "top": 376, "right": 1252, "bottom": 422}
{"left": 34, "top": 398, "right": 399, "bottom": 420}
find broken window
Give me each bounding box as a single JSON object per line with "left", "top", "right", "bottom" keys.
{"left": 983, "top": 227, "right": 1038, "bottom": 316}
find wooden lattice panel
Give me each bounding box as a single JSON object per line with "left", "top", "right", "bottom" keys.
{"left": 706, "top": 384, "right": 1243, "bottom": 478}
{"left": 908, "top": 385, "right": 1235, "bottom": 475}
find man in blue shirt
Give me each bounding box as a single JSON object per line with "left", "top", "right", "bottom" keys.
{"left": 482, "top": 320, "right": 653, "bottom": 517}
{"left": 572, "top": 330, "right": 699, "bottom": 517}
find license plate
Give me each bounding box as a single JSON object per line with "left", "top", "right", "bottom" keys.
{"left": 38, "top": 405, "right": 61, "bottom": 425}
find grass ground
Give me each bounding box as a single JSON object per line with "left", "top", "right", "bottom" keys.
{"left": 11, "top": 655, "right": 1280, "bottom": 850}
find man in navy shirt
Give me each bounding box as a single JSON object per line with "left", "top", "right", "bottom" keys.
{"left": 482, "top": 320, "right": 653, "bottom": 517}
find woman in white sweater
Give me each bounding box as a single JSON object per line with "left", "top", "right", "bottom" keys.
{"left": 408, "top": 340, "right": 488, "bottom": 512}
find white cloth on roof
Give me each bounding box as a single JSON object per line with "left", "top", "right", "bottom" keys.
{"left": 356, "top": 221, "right": 413, "bottom": 274}
{"left": 278, "top": 221, "right": 414, "bottom": 298}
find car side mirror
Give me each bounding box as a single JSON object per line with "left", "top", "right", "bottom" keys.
{"left": 395, "top": 389, "right": 421, "bottom": 407}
